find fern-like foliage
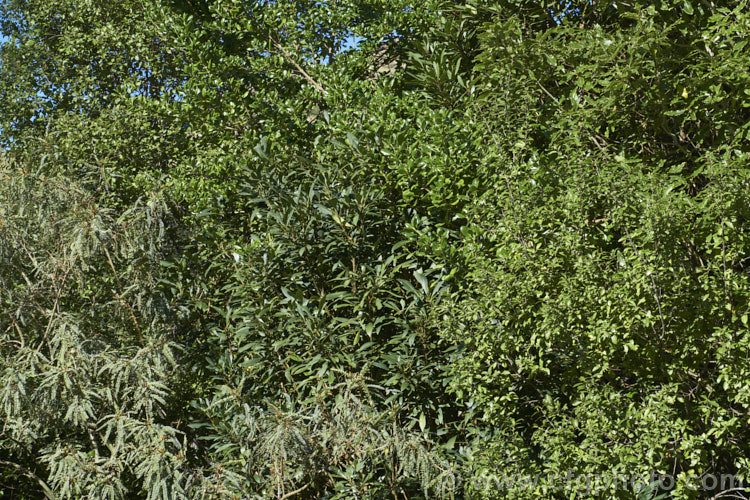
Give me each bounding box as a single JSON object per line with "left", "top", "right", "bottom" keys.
{"left": 0, "top": 141, "right": 460, "bottom": 499}
{"left": 192, "top": 374, "right": 457, "bottom": 499}
{"left": 0, "top": 154, "right": 190, "bottom": 499}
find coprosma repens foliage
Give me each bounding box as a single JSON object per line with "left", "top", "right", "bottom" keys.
{"left": 1, "top": 0, "right": 750, "bottom": 498}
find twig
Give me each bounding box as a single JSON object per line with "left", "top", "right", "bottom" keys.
{"left": 6, "top": 311, "right": 25, "bottom": 348}
{"left": 87, "top": 422, "right": 101, "bottom": 462}
{"left": 0, "top": 460, "right": 56, "bottom": 499}
{"left": 536, "top": 80, "right": 560, "bottom": 105}
{"left": 618, "top": 206, "right": 667, "bottom": 339}
{"left": 269, "top": 35, "right": 327, "bottom": 95}
{"left": 709, "top": 487, "right": 749, "bottom": 500}
{"left": 103, "top": 245, "right": 144, "bottom": 344}
{"left": 42, "top": 265, "right": 71, "bottom": 351}
{"left": 279, "top": 481, "right": 312, "bottom": 500}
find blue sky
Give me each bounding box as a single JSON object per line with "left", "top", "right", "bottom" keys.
{"left": 0, "top": 6, "right": 7, "bottom": 47}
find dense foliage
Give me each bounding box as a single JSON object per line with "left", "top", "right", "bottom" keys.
{"left": 1, "top": 0, "right": 749, "bottom": 498}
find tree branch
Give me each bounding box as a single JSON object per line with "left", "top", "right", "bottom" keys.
{"left": 269, "top": 35, "right": 327, "bottom": 95}
{"left": 279, "top": 481, "right": 311, "bottom": 500}
{"left": 0, "top": 460, "right": 56, "bottom": 500}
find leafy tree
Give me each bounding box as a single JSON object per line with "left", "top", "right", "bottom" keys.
{"left": 0, "top": 153, "right": 191, "bottom": 498}
{"left": 441, "top": 1, "right": 750, "bottom": 498}
{"left": 1, "top": 0, "right": 466, "bottom": 497}
{"left": 3, "top": 0, "right": 750, "bottom": 498}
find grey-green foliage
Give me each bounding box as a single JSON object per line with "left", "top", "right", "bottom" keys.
{"left": 0, "top": 153, "right": 190, "bottom": 499}
{"left": 193, "top": 374, "right": 457, "bottom": 499}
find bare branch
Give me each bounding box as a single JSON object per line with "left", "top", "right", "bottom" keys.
{"left": 269, "top": 35, "right": 327, "bottom": 95}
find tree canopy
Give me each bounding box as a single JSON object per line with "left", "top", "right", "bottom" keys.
{"left": 1, "top": 0, "right": 750, "bottom": 498}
